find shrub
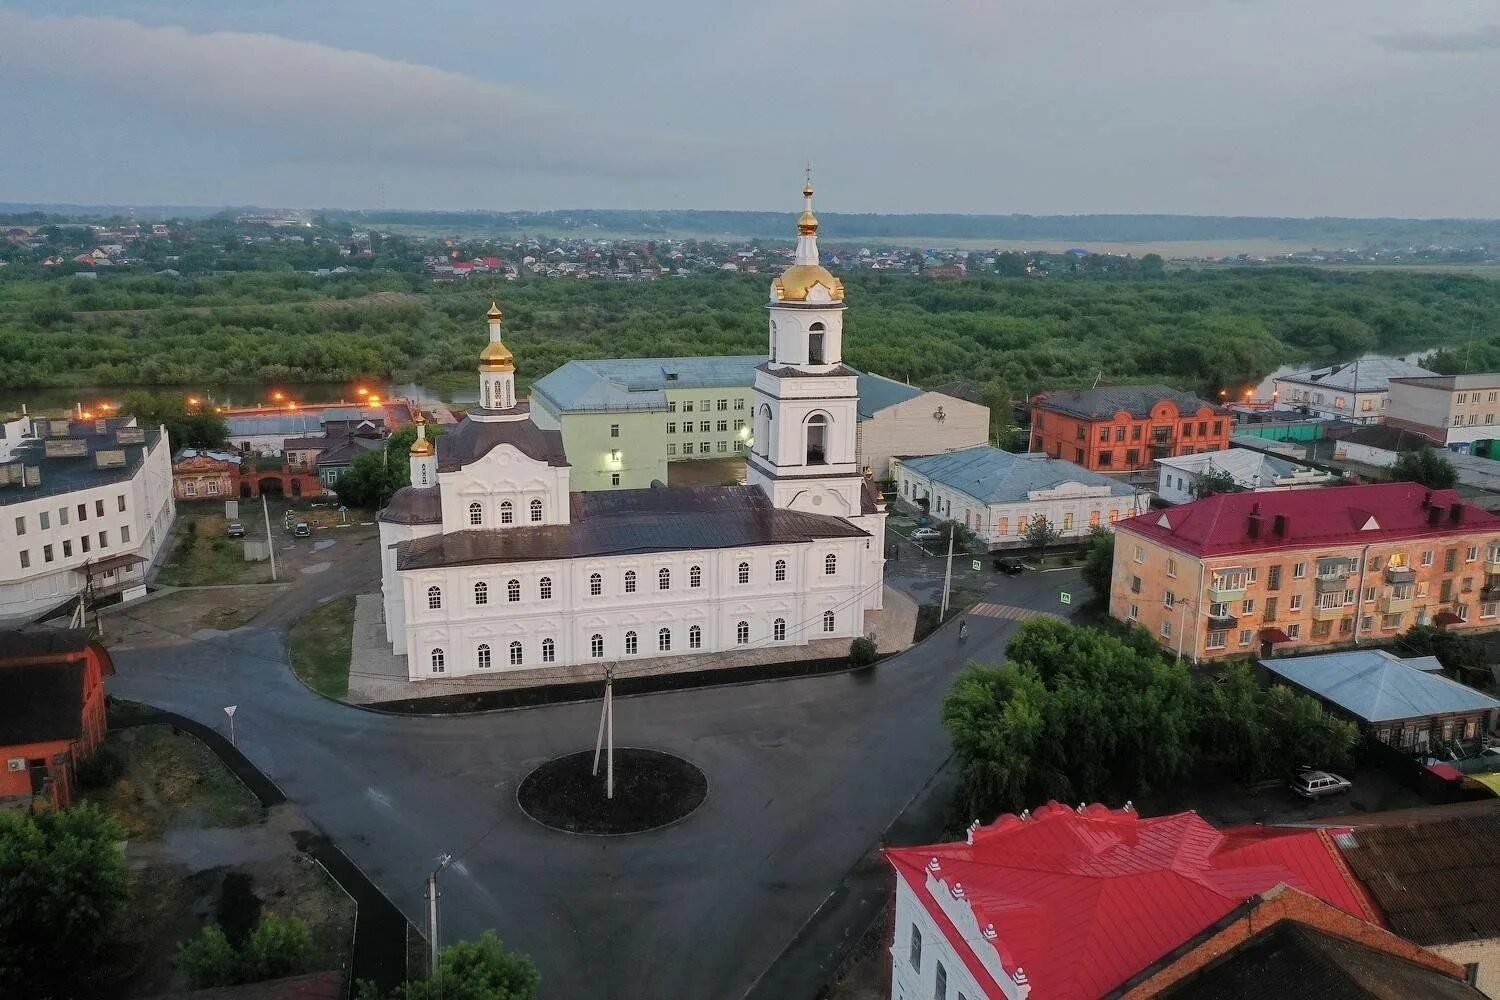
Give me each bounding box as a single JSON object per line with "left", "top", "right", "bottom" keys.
{"left": 179, "top": 925, "right": 240, "bottom": 988}
{"left": 76, "top": 744, "right": 126, "bottom": 789}
{"left": 850, "top": 636, "right": 878, "bottom": 667}
{"left": 178, "top": 913, "right": 312, "bottom": 988}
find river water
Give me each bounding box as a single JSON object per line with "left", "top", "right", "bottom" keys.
{"left": 1, "top": 379, "right": 477, "bottom": 416}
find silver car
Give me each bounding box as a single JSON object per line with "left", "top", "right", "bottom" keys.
{"left": 1291, "top": 770, "right": 1352, "bottom": 799}
{"left": 909, "top": 527, "right": 941, "bottom": 543}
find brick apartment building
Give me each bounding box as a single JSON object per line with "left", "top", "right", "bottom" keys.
{"left": 1110, "top": 483, "right": 1500, "bottom": 662}
{"left": 0, "top": 629, "right": 114, "bottom": 809}
{"left": 1029, "top": 384, "right": 1230, "bottom": 474}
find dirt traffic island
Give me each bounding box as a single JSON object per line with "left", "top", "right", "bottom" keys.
{"left": 517, "top": 748, "right": 707, "bottom": 836}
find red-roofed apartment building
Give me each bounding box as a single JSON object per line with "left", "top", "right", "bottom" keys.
{"left": 1108, "top": 482, "right": 1500, "bottom": 662}
{"left": 0, "top": 629, "right": 114, "bottom": 810}
{"left": 884, "top": 802, "right": 1391, "bottom": 1000}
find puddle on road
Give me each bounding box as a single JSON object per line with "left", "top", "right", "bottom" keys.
{"left": 301, "top": 562, "right": 331, "bottom": 574}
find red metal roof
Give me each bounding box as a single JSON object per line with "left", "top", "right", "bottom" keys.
{"left": 886, "top": 802, "right": 1379, "bottom": 1000}
{"left": 1116, "top": 483, "right": 1500, "bottom": 559}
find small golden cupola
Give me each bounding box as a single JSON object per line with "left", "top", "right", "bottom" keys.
{"left": 479, "top": 301, "right": 515, "bottom": 372}
{"left": 408, "top": 410, "right": 434, "bottom": 456}
{"left": 772, "top": 172, "right": 844, "bottom": 303}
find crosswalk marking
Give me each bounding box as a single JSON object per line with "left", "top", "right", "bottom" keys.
{"left": 968, "top": 602, "right": 1064, "bottom": 622}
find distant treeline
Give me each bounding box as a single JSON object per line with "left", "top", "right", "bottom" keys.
{"left": 326, "top": 209, "right": 1500, "bottom": 247}
{"left": 3, "top": 267, "right": 1499, "bottom": 399}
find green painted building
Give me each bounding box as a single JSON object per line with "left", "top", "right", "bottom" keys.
{"left": 530, "top": 356, "right": 762, "bottom": 490}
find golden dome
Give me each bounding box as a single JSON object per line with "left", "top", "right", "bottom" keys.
{"left": 773, "top": 264, "right": 844, "bottom": 302}
{"left": 487, "top": 300, "right": 502, "bottom": 320}
{"left": 409, "top": 436, "right": 434, "bottom": 456}
{"left": 797, "top": 208, "right": 819, "bottom": 236}
{"left": 479, "top": 340, "right": 515, "bottom": 372}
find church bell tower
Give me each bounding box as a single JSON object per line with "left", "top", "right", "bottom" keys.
{"left": 746, "top": 175, "right": 866, "bottom": 518}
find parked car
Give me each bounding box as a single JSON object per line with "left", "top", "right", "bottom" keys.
{"left": 292, "top": 522, "right": 311, "bottom": 538}
{"left": 225, "top": 522, "right": 245, "bottom": 538}
{"left": 909, "top": 527, "right": 941, "bottom": 543}
{"left": 1290, "top": 770, "right": 1352, "bottom": 799}
{"left": 994, "top": 557, "right": 1024, "bottom": 575}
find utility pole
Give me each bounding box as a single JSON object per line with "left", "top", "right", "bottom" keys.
{"left": 939, "top": 529, "right": 955, "bottom": 621}
{"left": 592, "top": 664, "right": 615, "bottom": 799}
{"left": 262, "top": 492, "right": 277, "bottom": 582}
{"left": 426, "top": 853, "right": 452, "bottom": 982}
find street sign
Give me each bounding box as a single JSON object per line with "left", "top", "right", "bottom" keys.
{"left": 223, "top": 705, "right": 237, "bottom": 717}
{"left": 971, "top": 560, "right": 981, "bottom": 571}
{"left": 1059, "top": 592, "right": 1072, "bottom": 606}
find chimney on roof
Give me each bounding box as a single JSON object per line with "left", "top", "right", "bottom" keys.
{"left": 1250, "top": 501, "right": 1261, "bottom": 515}
{"left": 1428, "top": 505, "right": 1442, "bottom": 526}
{"left": 1450, "top": 503, "right": 1463, "bottom": 524}
{"left": 1247, "top": 514, "right": 1261, "bottom": 539}
{"left": 1272, "top": 513, "right": 1288, "bottom": 537}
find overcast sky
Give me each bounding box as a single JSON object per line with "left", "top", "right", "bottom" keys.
{"left": 2, "top": 1, "right": 1499, "bottom": 216}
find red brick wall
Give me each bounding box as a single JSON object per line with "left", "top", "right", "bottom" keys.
{"left": 1029, "top": 401, "right": 1231, "bottom": 472}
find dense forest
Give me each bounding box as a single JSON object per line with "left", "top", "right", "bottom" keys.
{"left": 2, "top": 267, "right": 1499, "bottom": 399}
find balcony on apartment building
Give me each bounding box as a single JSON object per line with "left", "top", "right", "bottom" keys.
{"left": 1208, "top": 569, "right": 1248, "bottom": 604}
{"left": 1379, "top": 586, "right": 1416, "bottom": 614}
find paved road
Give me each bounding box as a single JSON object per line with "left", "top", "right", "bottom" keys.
{"left": 107, "top": 532, "right": 1079, "bottom": 1000}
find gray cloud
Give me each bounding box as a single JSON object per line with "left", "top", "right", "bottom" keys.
{"left": 0, "top": 10, "right": 701, "bottom": 177}
{"left": 1375, "top": 24, "right": 1500, "bottom": 53}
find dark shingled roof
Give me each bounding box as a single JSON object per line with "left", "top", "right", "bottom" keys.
{"left": 1033, "top": 384, "right": 1223, "bottom": 421}
{"left": 1157, "top": 919, "right": 1481, "bottom": 999}
{"left": 437, "top": 416, "right": 567, "bottom": 472}
{"left": 381, "top": 486, "right": 443, "bottom": 525}
{"left": 756, "top": 361, "right": 862, "bottom": 380}
{"left": 0, "top": 629, "right": 90, "bottom": 661}
{"left": 1337, "top": 811, "right": 1500, "bottom": 947}
{"left": 396, "top": 484, "right": 868, "bottom": 570}
{"left": 0, "top": 662, "right": 87, "bottom": 744}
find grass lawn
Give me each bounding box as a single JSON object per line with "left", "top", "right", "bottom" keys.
{"left": 287, "top": 595, "right": 355, "bottom": 698}
{"left": 83, "top": 725, "right": 261, "bottom": 839}
{"left": 155, "top": 509, "right": 274, "bottom": 587}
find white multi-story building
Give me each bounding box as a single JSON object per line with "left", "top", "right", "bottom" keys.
{"left": 1155, "top": 448, "right": 1337, "bottom": 504}
{"left": 0, "top": 414, "right": 175, "bottom": 625}
{"left": 1273, "top": 357, "right": 1435, "bottom": 425}
{"left": 377, "top": 181, "right": 887, "bottom": 680}
{"left": 1385, "top": 372, "right": 1500, "bottom": 454}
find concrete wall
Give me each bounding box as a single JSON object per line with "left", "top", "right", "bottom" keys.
{"left": 1430, "top": 938, "right": 1500, "bottom": 998}
{"left": 859, "top": 392, "right": 989, "bottom": 480}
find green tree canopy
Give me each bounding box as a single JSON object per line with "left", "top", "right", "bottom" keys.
{"left": 1389, "top": 446, "right": 1457, "bottom": 489}
{"left": 119, "top": 389, "right": 229, "bottom": 450}
{"left": 1022, "top": 513, "right": 1063, "bottom": 558}
{"left": 1080, "top": 526, "right": 1114, "bottom": 601}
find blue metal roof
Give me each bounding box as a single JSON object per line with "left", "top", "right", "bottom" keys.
{"left": 897, "top": 446, "right": 1138, "bottom": 504}
{"left": 225, "top": 412, "right": 324, "bottom": 437}
{"left": 856, "top": 371, "right": 925, "bottom": 419}
{"left": 1260, "top": 650, "right": 1500, "bottom": 723}
{"left": 531, "top": 356, "right": 765, "bottom": 414}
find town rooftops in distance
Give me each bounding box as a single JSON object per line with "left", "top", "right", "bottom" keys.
{"left": 1278, "top": 357, "right": 1437, "bottom": 392}
{"left": 1031, "top": 383, "right": 1225, "bottom": 420}
{"left": 531, "top": 356, "right": 766, "bottom": 413}
{"left": 1117, "top": 482, "right": 1500, "bottom": 557}
{"left": 899, "top": 446, "right": 1138, "bottom": 503}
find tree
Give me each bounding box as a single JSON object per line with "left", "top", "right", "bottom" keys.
{"left": 1259, "top": 685, "right": 1360, "bottom": 776}
{"left": 942, "top": 661, "right": 1054, "bottom": 821}
{"left": 1022, "top": 514, "right": 1063, "bottom": 560}
{"left": 1390, "top": 446, "right": 1457, "bottom": 489}
{"left": 1394, "top": 623, "right": 1487, "bottom": 682}
{"left": 0, "top": 804, "right": 128, "bottom": 999}
{"left": 178, "top": 913, "right": 313, "bottom": 988}
{"left": 1139, "top": 253, "right": 1166, "bottom": 278}
{"left": 335, "top": 450, "right": 397, "bottom": 510}
{"left": 1195, "top": 662, "right": 1267, "bottom": 779}
{"left": 932, "top": 518, "right": 985, "bottom": 555}
{"left": 404, "top": 931, "right": 540, "bottom": 1000}
{"left": 1192, "top": 466, "right": 1240, "bottom": 498}
{"left": 977, "top": 379, "right": 1016, "bottom": 450}
{"left": 849, "top": 636, "right": 878, "bottom": 667}
{"left": 1080, "top": 526, "right": 1114, "bottom": 601}
{"left": 178, "top": 926, "right": 241, "bottom": 988}
{"left": 119, "top": 389, "right": 229, "bottom": 450}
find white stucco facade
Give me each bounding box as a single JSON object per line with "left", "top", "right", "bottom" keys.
{"left": 0, "top": 418, "right": 176, "bottom": 625}
{"left": 890, "top": 868, "right": 1025, "bottom": 1000}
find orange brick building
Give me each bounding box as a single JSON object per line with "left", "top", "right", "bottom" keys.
{"left": 1110, "top": 483, "right": 1500, "bottom": 662}
{"left": 1030, "top": 384, "right": 1230, "bottom": 473}
{"left": 0, "top": 629, "right": 114, "bottom": 810}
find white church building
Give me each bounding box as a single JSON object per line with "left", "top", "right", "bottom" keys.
{"left": 378, "top": 181, "right": 887, "bottom": 679}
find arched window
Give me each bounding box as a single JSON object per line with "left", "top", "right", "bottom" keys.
{"left": 430, "top": 648, "right": 445, "bottom": 673}
{"left": 689, "top": 625, "right": 702, "bottom": 649}
{"left": 509, "top": 641, "right": 523, "bottom": 666}
{"left": 689, "top": 565, "right": 702, "bottom": 588}
{"left": 736, "top": 620, "right": 750, "bottom": 644}
{"left": 773, "top": 618, "right": 787, "bottom": 642}
{"left": 825, "top": 553, "right": 837, "bottom": 576}
{"left": 500, "top": 501, "right": 514, "bottom": 524}
{"left": 625, "top": 630, "right": 638, "bottom": 655}
{"left": 476, "top": 644, "right": 491, "bottom": 669}
{"left": 473, "top": 582, "right": 488, "bottom": 605}
{"left": 737, "top": 562, "right": 750, "bottom": 585}
{"left": 468, "top": 502, "right": 483, "bottom": 526}
{"left": 507, "top": 579, "right": 520, "bottom": 603}
{"left": 624, "top": 570, "right": 637, "bottom": 593}
{"left": 539, "top": 576, "right": 552, "bottom": 600}
{"left": 427, "top": 586, "right": 442, "bottom": 610}
{"left": 774, "top": 559, "right": 787, "bottom": 582}
{"left": 589, "top": 573, "right": 602, "bottom": 596}
{"left": 530, "top": 498, "right": 543, "bottom": 522}
{"left": 806, "top": 412, "right": 829, "bottom": 466}
{"left": 658, "top": 628, "right": 671, "bottom": 652}
{"left": 590, "top": 634, "right": 604, "bottom": 658}
{"left": 823, "top": 610, "right": 836, "bottom": 632}
{"left": 541, "top": 638, "right": 556, "bottom": 662}
{"left": 658, "top": 567, "right": 671, "bottom": 591}
{"left": 808, "top": 321, "right": 826, "bottom": 365}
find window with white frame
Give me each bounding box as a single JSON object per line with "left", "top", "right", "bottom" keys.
{"left": 825, "top": 553, "right": 837, "bottom": 575}
{"left": 476, "top": 644, "right": 491, "bottom": 669}
{"left": 500, "top": 501, "right": 513, "bottom": 524}
{"left": 736, "top": 620, "right": 749, "bottom": 644}
{"left": 689, "top": 565, "right": 702, "bottom": 588}
{"left": 427, "top": 586, "right": 442, "bottom": 610}
{"left": 658, "top": 568, "right": 670, "bottom": 590}
{"left": 773, "top": 618, "right": 787, "bottom": 641}
{"left": 474, "top": 582, "right": 488, "bottom": 605}
{"left": 624, "top": 570, "right": 637, "bottom": 593}
{"left": 774, "top": 559, "right": 787, "bottom": 582}
{"left": 430, "top": 648, "right": 445, "bottom": 673}
{"left": 539, "top": 576, "right": 552, "bottom": 600}
{"left": 589, "top": 573, "right": 602, "bottom": 596}
{"left": 658, "top": 628, "right": 671, "bottom": 652}
{"left": 469, "top": 502, "right": 483, "bottom": 525}
{"left": 509, "top": 641, "right": 523, "bottom": 665}
{"left": 507, "top": 579, "right": 521, "bottom": 602}
{"left": 689, "top": 625, "right": 702, "bottom": 648}
{"left": 530, "top": 499, "right": 543, "bottom": 522}
{"left": 590, "top": 634, "right": 604, "bottom": 657}
{"left": 542, "top": 638, "right": 556, "bottom": 662}
{"left": 738, "top": 562, "right": 750, "bottom": 584}
{"left": 823, "top": 610, "right": 835, "bottom": 632}
{"left": 625, "top": 631, "right": 638, "bottom": 654}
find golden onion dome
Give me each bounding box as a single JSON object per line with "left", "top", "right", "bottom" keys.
{"left": 409, "top": 435, "right": 434, "bottom": 456}
{"left": 479, "top": 340, "right": 515, "bottom": 372}
{"left": 772, "top": 263, "right": 844, "bottom": 302}
{"left": 487, "top": 300, "right": 502, "bottom": 320}
{"left": 797, "top": 209, "right": 819, "bottom": 235}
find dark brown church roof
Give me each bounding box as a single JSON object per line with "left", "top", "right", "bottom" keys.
{"left": 380, "top": 486, "right": 443, "bottom": 525}
{"left": 437, "top": 416, "right": 567, "bottom": 471}
{"left": 396, "top": 484, "right": 868, "bottom": 570}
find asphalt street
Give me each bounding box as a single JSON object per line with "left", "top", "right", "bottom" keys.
{"left": 106, "top": 529, "right": 1082, "bottom": 1000}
